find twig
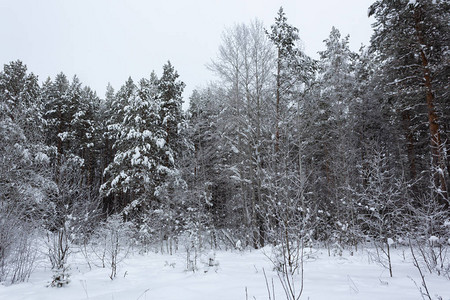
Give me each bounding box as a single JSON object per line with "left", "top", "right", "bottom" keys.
{"left": 136, "top": 288, "right": 150, "bottom": 300}
{"left": 80, "top": 280, "right": 89, "bottom": 299}
{"left": 409, "top": 239, "right": 432, "bottom": 300}
{"left": 263, "top": 268, "right": 273, "bottom": 300}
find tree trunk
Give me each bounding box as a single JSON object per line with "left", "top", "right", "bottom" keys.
{"left": 414, "top": 7, "right": 448, "bottom": 205}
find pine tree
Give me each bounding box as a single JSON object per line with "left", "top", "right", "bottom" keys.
{"left": 42, "top": 73, "right": 72, "bottom": 159}
{"left": 265, "top": 9, "right": 316, "bottom": 251}
{"left": 100, "top": 68, "right": 185, "bottom": 216}
{"left": 266, "top": 7, "right": 300, "bottom": 153}
{"left": 0, "top": 61, "right": 55, "bottom": 283}
{"left": 156, "top": 61, "right": 187, "bottom": 179}
{"left": 310, "top": 27, "right": 359, "bottom": 244}
{"left": 150, "top": 62, "right": 189, "bottom": 245}
{"left": 369, "top": 0, "right": 449, "bottom": 205}
{"left": 99, "top": 83, "right": 116, "bottom": 213}
{"left": 0, "top": 60, "right": 52, "bottom": 214}
{"left": 100, "top": 77, "right": 138, "bottom": 213}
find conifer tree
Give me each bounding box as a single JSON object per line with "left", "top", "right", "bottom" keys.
{"left": 311, "top": 27, "right": 359, "bottom": 244}
{"left": 156, "top": 61, "right": 187, "bottom": 181}
{"left": 0, "top": 61, "right": 54, "bottom": 283}
{"left": 42, "top": 73, "right": 70, "bottom": 156}
{"left": 265, "top": 8, "right": 315, "bottom": 249}
{"left": 369, "top": 0, "right": 449, "bottom": 205}
{"left": 266, "top": 7, "right": 300, "bottom": 153}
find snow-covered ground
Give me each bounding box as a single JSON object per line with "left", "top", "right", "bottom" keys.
{"left": 1, "top": 246, "right": 449, "bottom": 300}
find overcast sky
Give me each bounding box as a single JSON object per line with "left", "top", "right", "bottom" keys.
{"left": 0, "top": 0, "right": 375, "bottom": 103}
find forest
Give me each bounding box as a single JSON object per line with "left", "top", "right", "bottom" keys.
{"left": 0, "top": 1, "right": 449, "bottom": 299}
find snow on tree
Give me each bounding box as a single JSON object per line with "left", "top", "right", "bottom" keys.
{"left": 41, "top": 73, "right": 70, "bottom": 156}
{"left": 207, "top": 20, "right": 278, "bottom": 248}
{"left": 101, "top": 62, "right": 187, "bottom": 222}
{"left": 307, "top": 27, "right": 360, "bottom": 246}
{"left": 101, "top": 75, "right": 160, "bottom": 212}
{"left": 0, "top": 61, "right": 55, "bottom": 283}
{"left": 369, "top": 0, "right": 449, "bottom": 206}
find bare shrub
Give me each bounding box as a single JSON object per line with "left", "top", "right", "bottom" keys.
{"left": 409, "top": 194, "right": 450, "bottom": 279}
{"left": 47, "top": 228, "right": 70, "bottom": 287}
{"left": 0, "top": 204, "right": 39, "bottom": 284}
{"left": 91, "top": 214, "right": 133, "bottom": 279}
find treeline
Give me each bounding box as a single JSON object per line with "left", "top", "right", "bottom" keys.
{"left": 0, "top": 1, "right": 449, "bottom": 284}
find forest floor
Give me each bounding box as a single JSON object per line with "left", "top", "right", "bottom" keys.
{"left": 0, "top": 244, "right": 449, "bottom": 300}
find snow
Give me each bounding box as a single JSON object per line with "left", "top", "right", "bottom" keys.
{"left": 131, "top": 147, "right": 141, "bottom": 165}
{"left": 34, "top": 152, "right": 49, "bottom": 163}
{"left": 57, "top": 132, "right": 69, "bottom": 141}
{"left": 156, "top": 138, "right": 166, "bottom": 149}
{"left": 429, "top": 236, "right": 439, "bottom": 243}
{"left": 1, "top": 246, "right": 449, "bottom": 300}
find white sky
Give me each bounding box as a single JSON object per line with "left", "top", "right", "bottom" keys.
{"left": 0, "top": 0, "right": 375, "bottom": 104}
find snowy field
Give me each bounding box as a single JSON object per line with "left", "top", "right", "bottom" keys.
{"left": 1, "top": 246, "right": 449, "bottom": 300}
